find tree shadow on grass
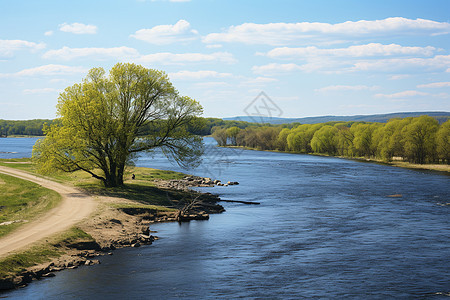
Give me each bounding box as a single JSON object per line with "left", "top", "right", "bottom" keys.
{"left": 82, "top": 183, "right": 192, "bottom": 207}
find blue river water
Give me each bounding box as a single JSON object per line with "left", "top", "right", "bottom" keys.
{"left": 0, "top": 137, "right": 449, "bottom": 299}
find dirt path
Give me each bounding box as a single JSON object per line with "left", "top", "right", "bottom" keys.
{"left": 0, "top": 166, "right": 97, "bottom": 258}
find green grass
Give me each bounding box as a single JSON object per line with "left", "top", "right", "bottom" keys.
{"left": 0, "top": 159, "right": 192, "bottom": 216}
{"left": 0, "top": 227, "right": 93, "bottom": 279}
{"left": 130, "top": 167, "right": 186, "bottom": 182}
{"left": 0, "top": 173, "right": 61, "bottom": 238}
{"left": 0, "top": 158, "right": 35, "bottom": 172}
{"left": 83, "top": 182, "right": 192, "bottom": 208}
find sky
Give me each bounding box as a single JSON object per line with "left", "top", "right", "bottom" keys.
{"left": 1, "top": 0, "right": 449, "bottom": 120}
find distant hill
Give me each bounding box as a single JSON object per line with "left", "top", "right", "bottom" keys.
{"left": 224, "top": 112, "right": 450, "bottom": 124}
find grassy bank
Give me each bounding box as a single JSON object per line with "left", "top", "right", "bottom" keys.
{"left": 0, "top": 158, "right": 193, "bottom": 209}
{"left": 0, "top": 227, "right": 94, "bottom": 279}
{"left": 388, "top": 161, "right": 450, "bottom": 173}
{"left": 0, "top": 173, "right": 61, "bottom": 237}
{"left": 0, "top": 159, "right": 218, "bottom": 285}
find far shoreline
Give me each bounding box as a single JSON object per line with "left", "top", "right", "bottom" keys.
{"left": 223, "top": 145, "right": 450, "bottom": 175}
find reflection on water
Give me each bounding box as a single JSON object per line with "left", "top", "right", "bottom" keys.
{"left": 1, "top": 137, "right": 449, "bottom": 299}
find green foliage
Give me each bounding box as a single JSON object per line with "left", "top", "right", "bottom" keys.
{"left": 286, "top": 124, "right": 322, "bottom": 153}
{"left": 255, "top": 126, "right": 282, "bottom": 150}
{"left": 277, "top": 128, "right": 291, "bottom": 151}
{"left": 33, "top": 63, "right": 203, "bottom": 187}
{"left": 226, "top": 127, "right": 241, "bottom": 146}
{"left": 0, "top": 119, "right": 54, "bottom": 136}
{"left": 351, "top": 123, "right": 381, "bottom": 157}
{"left": 436, "top": 120, "right": 450, "bottom": 163}
{"left": 212, "top": 127, "right": 228, "bottom": 146}
{"left": 402, "top": 116, "right": 439, "bottom": 164}
{"left": 215, "top": 115, "right": 449, "bottom": 165}
{"left": 311, "top": 125, "right": 338, "bottom": 155}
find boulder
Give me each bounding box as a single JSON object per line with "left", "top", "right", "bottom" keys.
{"left": 141, "top": 226, "right": 150, "bottom": 235}
{"left": 227, "top": 181, "right": 239, "bottom": 185}
{"left": 84, "top": 259, "right": 100, "bottom": 266}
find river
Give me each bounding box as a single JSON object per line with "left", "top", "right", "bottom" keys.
{"left": 1, "top": 137, "right": 449, "bottom": 299}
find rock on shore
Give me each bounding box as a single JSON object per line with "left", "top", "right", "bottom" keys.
{"left": 157, "top": 176, "right": 238, "bottom": 190}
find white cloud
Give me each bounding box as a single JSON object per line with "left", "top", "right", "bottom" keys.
{"left": 59, "top": 23, "right": 98, "bottom": 34}
{"left": 49, "top": 78, "right": 69, "bottom": 84}
{"left": 375, "top": 90, "right": 429, "bottom": 98}
{"left": 274, "top": 96, "right": 301, "bottom": 102}
{"left": 350, "top": 55, "right": 450, "bottom": 73}
{"left": 266, "top": 43, "right": 436, "bottom": 59}
{"left": 252, "top": 63, "right": 303, "bottom": 74}
{"left": 434, "top": 92, "right": 450, "bottom": 98}
{"left": 193, "top": 81, "right": 231, "bottom": 88}
{"left": 243, "top": 77, "right": 278, "bottom": 85}
{"left": 389, "top": 74, "right": 411, "bottom": 80}
{"left": 169, "top": 70, "right": 233, "bottom": 80}
{"left": 43, "top": 46, "right": 139, "bottom": 60}
{"left": 131, "top": 20, "right": 199, "bottom": 45}
{"left": 315, "top": 85, "right": 378, "bottom": 93}
{"left": 138, "top": 52, "right": 236, "bottom": 65}
{"left": 0, "top": 39, "right": 45, "bottom": 57}
{"left": 142, "top": 0, "right": 191, "bottom": 2}
{"left": 23, "top": 88, "right": 60, "bottom": 94}
{"left": 203, "top": 17, "right": 450, "bottom": 45}
{"left": 255, "top": 54, "right": 450, "bottom": 74}
{"left": 417, "top": 81, "right": 450, "bottom": 88}
{"left": 44, "top": 30, "right": 54, "bottom": 36}
{"left": 206, "top": 44, "right": 223, "bottom": 49}
{"left": 41, "top": 46, "right": 234, "bottom": 65}
{"left": 0, "top": 64, "right": 88, "bottom": 78}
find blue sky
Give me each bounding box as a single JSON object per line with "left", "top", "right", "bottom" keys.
{"left": 1, "top": 0, "right": 449, "bottom": 120}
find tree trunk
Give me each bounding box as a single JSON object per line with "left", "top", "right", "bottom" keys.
{"left": 117, "top": 163, "right": 125, "bottom": 186}
{"left": 103, "top": 163, "right": 118, "bottom": 187}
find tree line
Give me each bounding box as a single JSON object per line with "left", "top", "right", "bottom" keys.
{"left": 0, "top": 119, "right": 55, "bottom": 137}
{"left": 0, "top": 117, "right": 272, "bottom": 137}
{"left": 212, "top": 116, "right": 450, "bottom": 164}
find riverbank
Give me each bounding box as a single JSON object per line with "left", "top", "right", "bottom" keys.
{"left": 0, "top": 163, "right": 225, "bottom": 291}
{"left": 224, "top": 145, "right": 450, "bottom": 174}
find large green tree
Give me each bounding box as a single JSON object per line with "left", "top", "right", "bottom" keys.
{"left": 402, "top": 115, "right": 439, "bottom": 164}
{"left": 33, "top": 63, "right": 203, "bottom": 187}
{"left": 311, "top": 125, "right": 338, "bottom": 155}
{"left": 435, "top": 119, "right": 450, "bottom": 163}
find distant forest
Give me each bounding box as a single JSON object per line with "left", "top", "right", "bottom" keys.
{"left": 0, "top": 119, "right": 56, "bottom": 137}
{"left": 212, "top": 115, "right": 450, "bottom": 165}
{"left": 0, "top": 118, "right": 262, "bottom": 137}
